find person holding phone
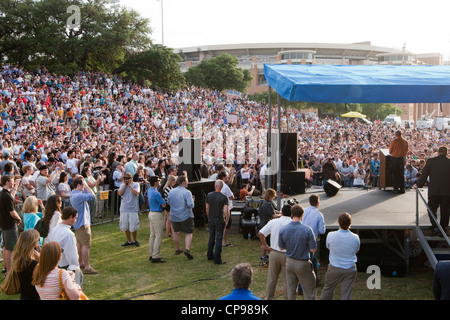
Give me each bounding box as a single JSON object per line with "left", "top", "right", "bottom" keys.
{"left": 69, "top": 176, "right": 97, "bottom": 275}
{"left": 118, "top": 172, "right": 141, "bottom": 247}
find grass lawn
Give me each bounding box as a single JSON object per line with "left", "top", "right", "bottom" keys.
{"left": 1, "top": 212, "right": 436, "bottom": 300}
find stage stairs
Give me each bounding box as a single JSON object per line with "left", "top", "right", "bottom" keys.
{"left": 415, "top": 189, "right": 450, "bottom": 270}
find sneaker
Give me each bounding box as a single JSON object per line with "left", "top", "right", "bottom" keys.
{"left": 121, "top": 241, "right": 132, "bottom": 247}
{"left": 150, "top": 258, "right": 167, "bottom": 263}
{"left": 132, "top": 241, "right": 140, "bottom": 247}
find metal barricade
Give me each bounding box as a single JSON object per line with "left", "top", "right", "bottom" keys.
{"left": 93, "top": 182, "right": 151, "bottom": 225}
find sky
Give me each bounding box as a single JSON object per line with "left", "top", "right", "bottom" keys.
{"left": 120, "top": 0, "right": 450, "bottom": 59}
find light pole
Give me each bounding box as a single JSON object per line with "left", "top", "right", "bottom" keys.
{"left": 157, "top": 0, "right": 164, "bottom": 45}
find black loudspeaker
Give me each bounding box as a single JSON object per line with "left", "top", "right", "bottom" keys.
{"left": 177, "top": 138, "right": 202, "bottom": 182}
{"left": 187, "top": 179, "right": 216, "bottom": 227}
{"left": 324, "top": 180, "right": 341, "bottom": 197}
{"left": 281, "top": 132, "right": 298, "bottom": 171}
{"left": 281, "top": 170, "right": 305, "bottom": 195}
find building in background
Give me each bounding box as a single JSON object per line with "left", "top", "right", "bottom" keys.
{"left": 175, "top": 41, "right": 449, "bottom": 124}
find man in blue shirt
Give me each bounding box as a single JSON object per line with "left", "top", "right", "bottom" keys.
{"left": 298, "top": 194, "right": 325, "bottom": 292}
{"left": 279, "top": 204, "right": 317, "bottom": 300}
{"left": 219, "top": 263, "right": 261, "bottom": 300}
{"left": 70, "top": 176, "right": 97, "bottom": 275}
{"left": 320, "top": 212, "right": 360, "bottom": 300}
{"left": 167, "top": 175, "right": 195, "bottom": 259}
{"left": 433, "top": 260, "right": 450, "bottom": 300}
{"left": 147, "top": 176, "right": 166, "bottom": 263}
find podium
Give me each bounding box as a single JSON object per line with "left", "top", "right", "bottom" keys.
{"left": 379, "top": 149, "right": 392, "bottom": 189}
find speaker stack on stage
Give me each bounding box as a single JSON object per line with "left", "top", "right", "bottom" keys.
{"left": 177, "top": 138, "right": 202, "bottom": 182}
{"left": 188, "top": 179, "right": 215, "bottom": 227}
{"left": 273, "top": 132, "right": 306, "bottom": 195}
{"left": 176, "top": 137, "right": 214, "bottom": 227}
{"left": 323, "top": 179, "right": 341, "bottom": 197}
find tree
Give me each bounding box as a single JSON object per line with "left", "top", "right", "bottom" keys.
{"left": 0, "top": 0, "right": 152, "bottom": 74}
{"left": 115, "top": 45, "right": 185, "bottom": 91}
{"left": 184, "top": 53, "right": 252, "bottom": 92}
{"left": 360, "top": 103, "right": 401, "bottom": 121}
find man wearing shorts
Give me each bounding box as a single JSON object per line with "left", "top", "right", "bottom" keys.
{"left": 70, "top": 176, "right": 98, "bottom": 275}
{"left": 0, "top": 175, "right": 22, "bottom": 274}
{"left": 167, "top": 175, "right": 195, "bottom": 259}
{"left": 118, "top": 172, "right": 141, "bottom": 247}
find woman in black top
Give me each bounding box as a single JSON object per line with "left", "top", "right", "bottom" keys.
{"left": 257, "top": 188, "right": 281, "bottom": 230}
{"left": 12, "top": 229, "right": 41, "bottom": 300}
{"left": 257, "top": 188, "right": 281, "bottom": 265}
{"left": 154, "top": 159, "right": 168, "bottom": 179}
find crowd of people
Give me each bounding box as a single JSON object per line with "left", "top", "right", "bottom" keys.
{"left": 0, "top": 63, "right": 449, "bottom": 300}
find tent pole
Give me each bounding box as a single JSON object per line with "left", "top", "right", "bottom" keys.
{"left": 277, "top": 94, "right": 281, "bottom": 209}
{"left": 267, "top": 86, "right": 272, "bottom": 191}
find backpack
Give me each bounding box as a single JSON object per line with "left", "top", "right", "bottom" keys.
{"left": 34, "top": 219, "right": 49, "bottom": 238}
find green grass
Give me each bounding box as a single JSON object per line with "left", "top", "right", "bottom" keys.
{"left": 1, "top": 212, "right": 436, "bottom": 300}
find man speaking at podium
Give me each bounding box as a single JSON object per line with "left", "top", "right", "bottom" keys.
{"left": 388, "top": 130, "right": 408, "bottom": 194}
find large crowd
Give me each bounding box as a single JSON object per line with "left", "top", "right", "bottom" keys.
{"left": 1, "top": 65, "right": 447, "bottom": 193}
{"left": 0, "top": 64, "right": 448, "bottom": 300}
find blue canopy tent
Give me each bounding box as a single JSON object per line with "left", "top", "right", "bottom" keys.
{"left": 262, "top": 64, "right": 450, "bottom": 206}
{"left": 263, "top": 64, "right": 450, "bottom": 103}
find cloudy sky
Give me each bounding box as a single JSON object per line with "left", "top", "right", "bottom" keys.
{"left": 120, "top": 0, "right": 450, "bottom": 58}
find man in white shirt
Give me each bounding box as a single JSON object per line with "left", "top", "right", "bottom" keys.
{"left": 47, "top": 206, "right": 83, "bottom": 286}
{"left": 240, "top": 164, "right": 251, "bottom": 183}
{"left": 259, "top": 163, "right": 267, "bottom": 192}
{"left": 124, "top": 153, "right": 139, "bottom": 176}
{"left": 65, "top": 149, "right": 79, "bottom": 177}
{"left": 112, "top": 163, "right": 124, "bottom": 190}
{"left": 218, "top": 171, "right": 233, "bottom": 247}
{"left": 258, "top": 204, "right": 292, "bottom": 300}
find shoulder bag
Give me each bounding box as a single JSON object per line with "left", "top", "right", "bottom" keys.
{"left": 58, "top": 269, "right": 89, "bottom": 300}
{"left": 0, "top": 269, "right": 20, "bottom": 295}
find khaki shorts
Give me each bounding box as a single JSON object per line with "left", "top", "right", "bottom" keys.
{"left": 119, "top": 211, "right": 140, "bottom": 233}
{"left": 75, "top": 225, "right": 92, "bottom": 246}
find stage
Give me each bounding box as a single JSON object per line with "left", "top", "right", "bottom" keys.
{"left": 285, "top": 186, "right": 437, "bottom": 274}
{"left": 287, "top": 186, "right": 431, "bottom": 230}
{"left": 232, "top": 186, "right": 447, "bottom": 273}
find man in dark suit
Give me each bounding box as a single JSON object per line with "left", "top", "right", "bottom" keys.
{"left": 433, "top": 260, "right": 450, "bottom": 300}
{"left": 416, "top": 146, "right": 450, "bottom": 235}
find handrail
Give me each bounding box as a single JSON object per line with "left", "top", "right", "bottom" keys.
{"left": 415, "top": 188, "right": 450, "bottom": 246}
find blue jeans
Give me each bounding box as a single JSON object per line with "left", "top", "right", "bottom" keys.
{"left": 207, "top": 223, "right": 225, "bottom": 264}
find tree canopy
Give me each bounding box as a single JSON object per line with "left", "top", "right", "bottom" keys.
{"left": 115, "top": 44, "right": 186, "bottom": 91}
{"left": 0, "top": 0, "right": 152, "bottom": 74}
{"left": 247, "top": 91, "right": 401, "bottom": 120}
{"left": 184, "top": 53, "right": 252, "bottom": 92}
